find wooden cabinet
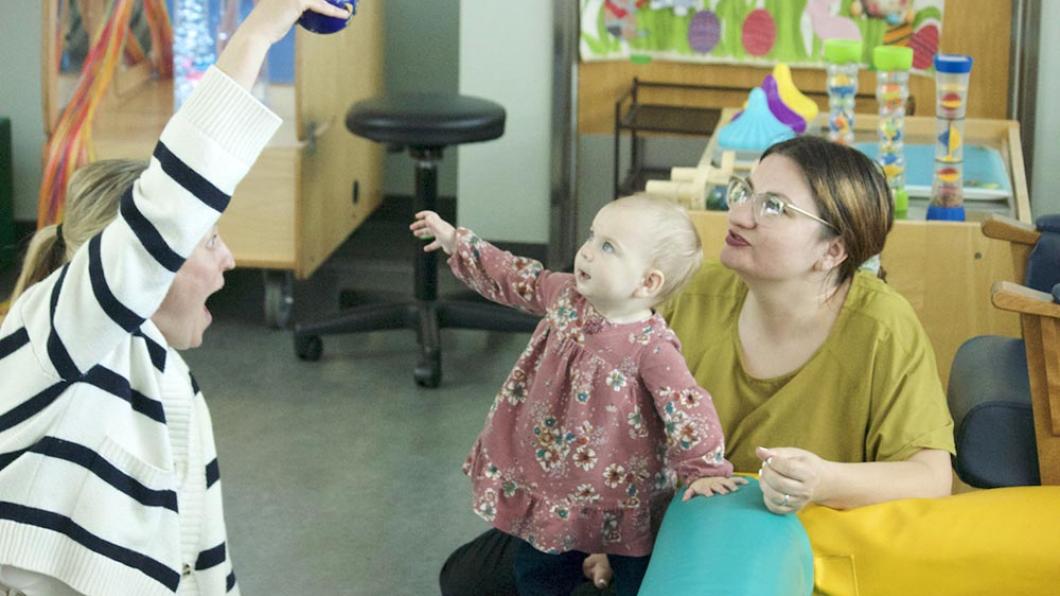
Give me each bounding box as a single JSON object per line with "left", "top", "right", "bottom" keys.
{"left": 41, "top": 1, "right": 385, "bottom": 325}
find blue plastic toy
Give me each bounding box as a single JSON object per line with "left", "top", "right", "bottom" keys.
{"left": 715, "top": 87, "right": 795, "bottom": 161}
{"left": 298, "top": 0, "right": 356, "bottom": 34}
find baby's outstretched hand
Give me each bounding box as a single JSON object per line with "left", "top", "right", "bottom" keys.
{"left": 682, "top": 476, "right": 748, "bottom": 501}
{"left": 410, "top": 211, "right": 456, "bottom": 255}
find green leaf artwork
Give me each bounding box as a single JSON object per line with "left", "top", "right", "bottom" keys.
{"left": 578, "top": 0, "right": 943, "bottom": 74}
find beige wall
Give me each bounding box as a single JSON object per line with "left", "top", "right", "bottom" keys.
{"left": 0, "top": 2, "right": 45, "bottom": 222}
{"left": 457, "top": 0, "right": 552, "bottom": 243}
{"left": 1032, "top": 2, "right": 1060, "bottom": 219}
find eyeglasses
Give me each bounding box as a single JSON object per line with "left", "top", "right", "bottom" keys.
{"left": 726, "top": 176, "right": 838, "bottom": 233}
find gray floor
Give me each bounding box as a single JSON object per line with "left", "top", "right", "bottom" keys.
{"left": 2, "top": 215, "right": 530, "bottom": 595}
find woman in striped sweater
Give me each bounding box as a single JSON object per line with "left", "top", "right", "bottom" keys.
{"left": 0, "top": 2, "right": 350, "bottom": 595}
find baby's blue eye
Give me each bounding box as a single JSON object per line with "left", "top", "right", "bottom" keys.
{"left": 602, "top": 241, "right": 615, "bottom": 253}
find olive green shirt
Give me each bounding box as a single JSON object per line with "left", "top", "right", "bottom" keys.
{"left": 659, "top": 261, "right": 955, "bottom": 473}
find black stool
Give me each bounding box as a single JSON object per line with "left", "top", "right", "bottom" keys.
{"left": 293, "top": 94, "right": 539, "bottom": 387}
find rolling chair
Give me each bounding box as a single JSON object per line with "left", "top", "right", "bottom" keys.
{"left": 293, "top": 93, "right": 539, "bottom": 387}
{"left": 948, "top": 214, "right": 1060, "bottom": 487}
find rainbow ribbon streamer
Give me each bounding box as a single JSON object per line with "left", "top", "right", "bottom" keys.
{"left": 37, "top": 0, "right": 173, "bottom": 228}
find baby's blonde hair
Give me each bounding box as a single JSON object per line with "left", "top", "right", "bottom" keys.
{"left": 609, "top": 194, "right": 703, "bottom": 303}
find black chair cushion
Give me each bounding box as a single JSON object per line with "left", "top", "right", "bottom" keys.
{"left": 346, "top": 94, "right": 505, "bottom": 147}
{"left": 948, "top": 335, "right": 1040, "bottom": 488}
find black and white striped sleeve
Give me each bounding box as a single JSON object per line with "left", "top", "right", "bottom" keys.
{"left": 38, "top": 68, "right": 281, "bottom": 378}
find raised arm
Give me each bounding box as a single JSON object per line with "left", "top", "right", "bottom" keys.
{"left": 13, "top": 0, "right": 350, "bottom": 378}
{"left": 411, "top": 210, "right": 566, "bottom": 316}
{"left": 216, "top": 0, "right": 349, "bottom": 88}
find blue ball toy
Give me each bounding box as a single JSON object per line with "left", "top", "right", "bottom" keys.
{"left": 298, "top": 0, "right": 356, "bottom": 34}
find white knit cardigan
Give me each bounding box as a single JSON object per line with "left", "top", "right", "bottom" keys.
{"left": 0, "top": 67, "right": 280, "bottom": 596}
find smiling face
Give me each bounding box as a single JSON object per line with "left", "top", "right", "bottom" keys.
{"left": 574, "top": 202, "right": 657, "bottom": 311}
{"left": 720, "top": 154, "right": 837, "bottom": 283}
{"left": 151, "top": 226, "right": 235, "bottom": 350}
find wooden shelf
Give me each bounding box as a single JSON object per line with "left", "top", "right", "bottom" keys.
{"left": 620, "top": 104, "right": 722, "bottom": 136}
{"left": 614, "top": 79, "right": 727, "bottom": 199}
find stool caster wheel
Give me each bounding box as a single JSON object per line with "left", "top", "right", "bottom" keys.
{"left": 295, "top": 335, "right": 323, "bottom": 361}
{"left": 263, "top": 270, "right": 294, "bottom": 329}
{"left": 414, "top": 350, "right": 441, "bottom": 387}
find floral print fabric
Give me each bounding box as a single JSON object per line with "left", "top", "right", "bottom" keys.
{"left": 449, "top": 229, "right": 733, "bottom": 556}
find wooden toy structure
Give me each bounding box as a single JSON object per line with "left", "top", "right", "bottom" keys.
{"left": 643, "top": 150, "right": 734, "bottom": 211}
{"left": 40, "top": 0, "right": 385, "bottom": 327}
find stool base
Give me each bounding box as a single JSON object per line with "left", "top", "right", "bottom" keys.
{"left": 293, "top": 297, "right": 538, "bottom": 387}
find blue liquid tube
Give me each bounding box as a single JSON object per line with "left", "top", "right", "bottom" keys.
{"left": 873, "top": 46, "right": 913, "bottom": 218}
{"left": 173, "top": 0, "right": 270, "bottom": 109}
{"left": 824, "top": 39, "right": 862, "bottom": 146}
{"left": 927, "top": 54, "right": 973, "bottom": 222}
{"left": 172, "top": 0, "right": 216, "bottom": 110}
{"left": 217, "top": 0, "right": 270, "bottom": 103}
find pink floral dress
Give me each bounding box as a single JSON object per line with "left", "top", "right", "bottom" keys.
{"left": 449, "top": 229, "right": 733, "bottom": 557}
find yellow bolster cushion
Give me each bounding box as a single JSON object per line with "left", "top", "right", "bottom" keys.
{"left": 797, "top": 486, "right": 1060, "bottom": 596}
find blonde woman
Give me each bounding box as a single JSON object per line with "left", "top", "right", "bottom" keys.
{"left": 0, "top": 1, "right": 350, "bottom": 595}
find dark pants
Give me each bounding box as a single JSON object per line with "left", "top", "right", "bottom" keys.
{"left": 514, "top": 538, "right": 648, "bottom": 596}
{"left": 439, "top": 529, "right": 638, "bottom": 596}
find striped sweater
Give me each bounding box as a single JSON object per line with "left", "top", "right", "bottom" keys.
{"left": 0, "top": 68, "right": 280, "bottom": 596}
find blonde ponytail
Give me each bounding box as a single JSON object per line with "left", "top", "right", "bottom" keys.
{"left": 8, "top": 224, "right": 67, "bottom": 306}
{"left": 5, "top": 159, "right": 146, "bottom": 311}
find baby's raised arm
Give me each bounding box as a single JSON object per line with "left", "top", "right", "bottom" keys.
{"left": 414, "top": 219, "right": 567, "bottom": 317}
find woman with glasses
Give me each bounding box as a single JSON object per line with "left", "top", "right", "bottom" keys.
{"left": 663, "top": 135, "right": 953, "bottom": 515}
{"left": 438, "top": 135, "right": 954, "bottom": 595}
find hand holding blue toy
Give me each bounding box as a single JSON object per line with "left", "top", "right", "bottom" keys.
{"left": 298, "top": 0, "right": 356, "bottom": 34}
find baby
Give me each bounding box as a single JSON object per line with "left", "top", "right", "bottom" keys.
{"left": 411, "top": 195, "right": 744, "bottom": 595}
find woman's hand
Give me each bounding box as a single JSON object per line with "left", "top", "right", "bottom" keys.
{"left": 756, "top": 446, "right": 829, "bottom": 514}
{"left": 217, "top": 0, "right": 351, "bottom": 88}
{"left": 582, "top": 553, "right": 613, "bottom": 590}
{"left": 240, "top": 0, "right": 351, "bottom": 44}
{"left": 410, "top": 211, "right": 457, "bottom": 255}
{"left": 682, "top": 475, "right": 748, "bottom": 501}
